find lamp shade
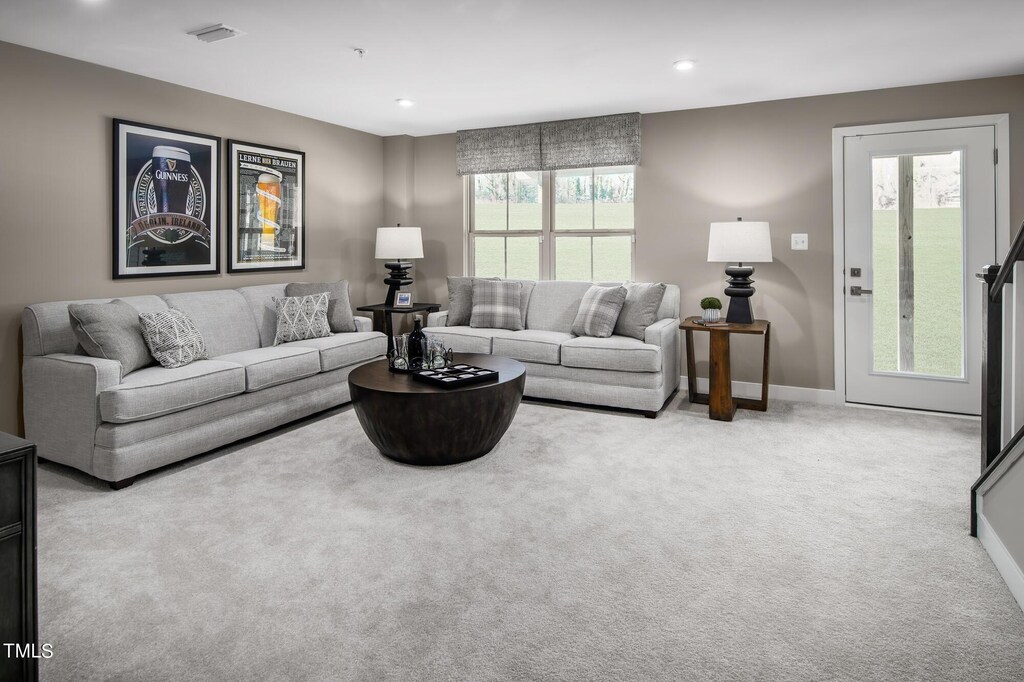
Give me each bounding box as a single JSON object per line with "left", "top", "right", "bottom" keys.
{"left": 707, "top": 221, "right": 773, "bottom": 263}
{"left": 375, "top": 227, "right": 423, "bottom": 259}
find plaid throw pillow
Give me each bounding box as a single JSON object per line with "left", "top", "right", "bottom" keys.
{"left": 571, "top": 285, "right": 628, "bottom": 338}
{"left": 273, "top": 293, "right": 332, "bottom": 345}
{"left": 469, "top": 280, "right": 524, "bottom": 331}
{"left": 139, "top": 309, "right": 208, "bottom": 369}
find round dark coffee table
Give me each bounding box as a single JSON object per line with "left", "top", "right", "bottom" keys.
{"left": 348, "top": 353, "right": 526, "bottom": 466}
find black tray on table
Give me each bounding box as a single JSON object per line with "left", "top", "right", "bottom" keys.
{"left": 410, "top": 363, "right": 499, "bottom": 389}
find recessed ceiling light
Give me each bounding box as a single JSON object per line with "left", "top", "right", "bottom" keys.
{"left": 396, "top": 98, "right": 415, "bottom": 108}
{"left": 673, "top": 59, "right": 697, "bottom": 71}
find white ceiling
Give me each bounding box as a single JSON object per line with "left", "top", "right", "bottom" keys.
{"left": 3, "top": 0, "right": 1024, "bottom": 137}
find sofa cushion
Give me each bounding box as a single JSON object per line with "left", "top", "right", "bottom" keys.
{"left": 99, "top": 360, "right": 246, "bottom": 423}
{"left": 213, "top": 346, "right": 320, "bottom": 392}
{"left": 273, "top": 293, "right": 332, "bottom": 345}
{"left": 162, "top": 290, "right": 262, "bottom": 357}
{"left": 614, "top": 282, "right": 668, "bottom": 340}
{"left": 420, "top": 327, "right": 506, "bottom": 354}
{"left": 284, "top": 332, "right": 386, "bottom": 372}
{"left": 470, "top": 280, "right": 524, "bottom": 331}
{"left": 446, "top": 276, "right": 497, "bottom": 326}
{"left": 491, "top": 330, "right": 573, "bottom": 365}
{"left": 68, "top": 299, "right": 155, "bottom": 378}
{"left": 571, "top": 285, "right": 627, "bottom": 338}
{"left": 560, "top": 335, "right": 662, "bottom": 373}
{"left": 285, "top": 281, "right": 356, "bottom": 333}
{"left": 237, "top": 284, "right": 288, "bottom": 347}
{"left": 140, "top": 309, "right": 209, "bottom": 369}
{"left": 525, "top": 280, "right": 594, "bottom": 332}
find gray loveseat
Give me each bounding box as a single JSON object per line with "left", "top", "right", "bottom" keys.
{"left": 22, "top": 284, "right": 386, "bottom": 488}
{"left": 424, "top": 281, "right": 680, "bottom": 417}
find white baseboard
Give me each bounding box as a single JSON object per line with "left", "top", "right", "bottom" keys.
{"left": 977, "top": 512, "right": 1024, "bottom": 614}
{"left": 679, "top": 376, "right": 835, "bottom": 405}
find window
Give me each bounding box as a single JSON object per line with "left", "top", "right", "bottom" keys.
{"left": 467, "top": 167, "right": 634, "bottom": 281}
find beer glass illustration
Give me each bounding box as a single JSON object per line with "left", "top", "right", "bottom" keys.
{"left": 151, "top": 146, "right": 192, "bottom": 214}
{"left": 256, "top": 171, "right": 285, "bottom": 252}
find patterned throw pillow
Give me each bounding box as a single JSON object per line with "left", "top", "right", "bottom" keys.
{"left": 571, "top": 285, "right": 628, "bottom": 338}
{"left": 469, "top": 280, "right": 524, "bottom": 331}
{"left": 285, "top": 281, "right": 356, "bottom": 333}
{"left": 139, "top": 309, "right": 208, "bottom": 369}
{"left": 273, "top": 293, "right": 332, "bottom": 345}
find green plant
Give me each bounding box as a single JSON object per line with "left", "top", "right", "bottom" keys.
{"left": 700, "top": 296, "right": 722, "bottom": 310}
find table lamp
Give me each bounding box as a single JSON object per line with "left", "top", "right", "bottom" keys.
{"left": 375, "top": 225, "right": 424, "bottom": 306}
{"left": 707, "top": 218, "right": 772, "bottom": 324}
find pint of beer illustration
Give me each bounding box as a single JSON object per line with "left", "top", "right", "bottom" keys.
{"left": 152, "top": 146, "right": 192, "bottom": 215}
{"left": 256, "top": 171, "right": 284, "bottom": 252}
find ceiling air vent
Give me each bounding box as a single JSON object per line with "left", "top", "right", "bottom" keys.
{"left": 187, "top": 24, "right": 244, "bottom": 44}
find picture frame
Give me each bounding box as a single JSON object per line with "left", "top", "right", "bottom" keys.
{"left": 113, "top": 119, "right": 221, "bottom": 279}
{"left": 394, "top": 292, "right": 413, "bottom": 308}
{"left": 227, "top": 140, "right": 306, "bottom": 273}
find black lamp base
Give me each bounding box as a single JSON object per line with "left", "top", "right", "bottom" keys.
{"left": 383, "top": 260, "right": 413, "bottom": 307}
{"left": 724, "top": 264, "right": 756, "bottom": 325}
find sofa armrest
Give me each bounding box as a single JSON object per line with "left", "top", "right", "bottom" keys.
{"left": 426, "top": 311, "right": 449, "bottom": 328}
{"left": 353, "top": 316, "right": 373, "bottom": 333}
{"left": 23, "top": 353, "right": 122, "bottom": 474}
{"left": 644, "top": 318, "right": 681, "bottom": 392}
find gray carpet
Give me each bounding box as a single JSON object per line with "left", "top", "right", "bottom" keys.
{"left": 36, "top": 396, "right": 1024, "bottom": 681}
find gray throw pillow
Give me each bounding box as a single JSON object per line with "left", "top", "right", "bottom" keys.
{"left": 68, "top": 299, "right": 154, "bottom": 378}
{"left": 470, "top": 280, "right": 524, "bottom": 331}
{"left": 139, "top": 309, "right": 208, "bottom": 369}
{"left": 571, "top": 285, "right": 628, "bottom": 338}
{"left": 447, "top": 276, "right": 498, "bottom": 326}
{"left": 614, "top": 282, "right": 668, "bottom": 340}
{"left": 285, "top": 281, "right": 356, "bottom": 333}
{"left": 513, "top": 279, "right": 536, "bottom": 329}
{"left": 273, "top": 293, "right": 332, "bottom": 345}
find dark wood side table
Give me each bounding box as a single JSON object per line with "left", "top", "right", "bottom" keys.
{"left": 681, "top": 316, "right": 771, "bottom": 422}
{"left": 356, "top": 302, "right": 441, "bottom": 354}
{"left": 0, "top": 433, "right": 38, "bottom": 681}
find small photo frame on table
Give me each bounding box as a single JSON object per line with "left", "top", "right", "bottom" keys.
{"left": 394, "top": 292, "right": 413, "bottom": 308}
{"left": 112, "top": 119, "right": 221, "bottom": 279}
{"left": 227, "top": 140, "right": 305, "bottom": 273}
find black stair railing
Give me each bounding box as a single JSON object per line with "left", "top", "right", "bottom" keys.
{"left": 971, "top": 217, "right": 1024, "bottom": 537}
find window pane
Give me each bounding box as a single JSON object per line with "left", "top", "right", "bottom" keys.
{"left": 508, "top": 171, "right": 542, "bottom": 231}
{"left": 555, "top": 236, "right": 592, "bottom": 280}
{"left": 474, "top": 174, "right": 507, "bottom": 231}
{"left": 554, "top": 169, "right": 593, "bottom": 230}
{"left": 474, "top": 237, "right": 506, "bottom": 278}
{"left": 506, "top": 236, "right": 540, "bottom": 280}
{"left": 594, "top": 166, "right": 634, "bottom": 230}
{"left": 593, "top": 236, "right": 632, "bottom": 281}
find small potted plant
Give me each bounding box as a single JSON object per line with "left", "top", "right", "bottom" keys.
{"left": 700, "top": 296, "right": 723, "bottom": 323}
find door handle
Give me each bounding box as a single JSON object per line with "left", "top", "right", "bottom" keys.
{"left": 850, "top": 285, "right": 873, "bottom": 296}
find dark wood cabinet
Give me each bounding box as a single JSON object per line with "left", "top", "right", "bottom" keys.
{"left": 0, "top": 433, "right": 37, "bottom": 682}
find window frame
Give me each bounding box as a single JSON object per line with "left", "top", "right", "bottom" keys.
{"left": 465, "top": 167, "right": 636, "bottom": 281}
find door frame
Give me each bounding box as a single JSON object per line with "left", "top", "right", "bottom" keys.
{"left": 831, "top": 114, "right": 1010, "bottom": 408}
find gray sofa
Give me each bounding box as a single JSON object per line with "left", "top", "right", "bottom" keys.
{"left": 424, "top": 281, "right": 680, "bottom": 416}
{"left": 22, "top": 284, "right": 386, "bottom": 488}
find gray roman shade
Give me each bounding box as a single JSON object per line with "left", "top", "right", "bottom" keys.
{"left": 456, "top": 113, "right": 640, "bottom": 175}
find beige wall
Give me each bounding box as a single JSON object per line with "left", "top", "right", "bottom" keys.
{"left": 0, "top": 42, "right": 384, "bottom": 435}
{"left": 401, "top": 76, "right": 1024, "bottom": 392}
{"left": 982, "top": 456, "right": 1024, "bottom": 579}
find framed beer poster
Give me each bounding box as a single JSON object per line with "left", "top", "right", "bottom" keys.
{"left": 227, "top": 140, "right": 305, "bottom": 273}
{"left": 113, "top": 119, "right": 221, "bottom": 278}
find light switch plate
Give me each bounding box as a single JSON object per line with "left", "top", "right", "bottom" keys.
{"left": 791, "top": 233, "right": 808, "bottom": 250}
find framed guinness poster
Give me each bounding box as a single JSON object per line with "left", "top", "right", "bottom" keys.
{"left": 227, "top": 140, "right": 305, "bottom": 273}
{"left": 113, "top": 119, "right": 221, "bottom": 279}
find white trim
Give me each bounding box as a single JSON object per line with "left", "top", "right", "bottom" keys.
{"left": 976, "top": 512, "right": 1024, "bottom": 615}
{"left": 831, "top": 114, "right": 1011, "bottom": 408}
{"left": 843, "top": 402, "right": 980, "bottom": 420}
{"left": 681, "top": 376, "right": 835, "bottom": 405}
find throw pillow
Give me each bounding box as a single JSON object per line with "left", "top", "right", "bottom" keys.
{"left": 139, "top": 309, "right": 208, "bottom": 369}
{"left": 469, "top": 280, "right": 524, "bottom": 331}
{"left": 285, "top": 281, "right": 356, "bottom": 333}
{"left": 68, "top": 299, "right": 154, "bottom": 378}
{"left": 614, "top": 282, "right": 668, "bottom": 340}
{"left": 515, "top": 279, "right": 536, "bottom": 328}
{"left": 571, "top": 285, "right": 628, "bottom": 338}
{"left": 446, "top": 276, "right": 498, "bottom": 326}
{"left": 273, "top": 293, "right": 332, "bottom": 345}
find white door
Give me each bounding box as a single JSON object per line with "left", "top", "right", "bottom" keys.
{"left": 843, "top": 126, "right": 996, "bottom": 414}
